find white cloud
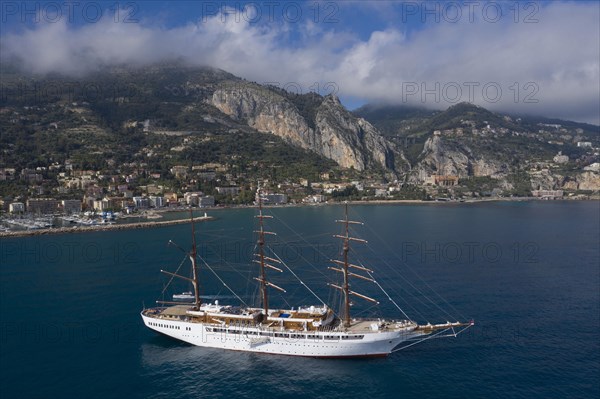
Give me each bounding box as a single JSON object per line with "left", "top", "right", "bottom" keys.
{"left": 1, "top": 1, "right": 598, "bottom": 124}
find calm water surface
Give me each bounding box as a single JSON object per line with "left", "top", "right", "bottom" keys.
{"left": 1, "top": 201, "right": 598, "bottom": 398}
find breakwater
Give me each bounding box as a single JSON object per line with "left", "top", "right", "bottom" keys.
{"left": 0, "top": 216, "right": 214, "bottom": 238}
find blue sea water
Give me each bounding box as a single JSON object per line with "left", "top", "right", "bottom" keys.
{"left": 1, "top": 201, "right": 598, "bottom": 398}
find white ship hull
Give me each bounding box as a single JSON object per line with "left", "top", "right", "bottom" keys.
{"left": 141, "top": 313, "right": 424, "bottom": 358}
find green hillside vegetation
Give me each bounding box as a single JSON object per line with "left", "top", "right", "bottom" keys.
{"left": 355, "top": 101, "right": 599, "bottom": 168}
{"left": 354, "top": 103, "right": 436, "bottom": 137}
{"left": 0, "top": 65, "right": 338, "bottom": 185}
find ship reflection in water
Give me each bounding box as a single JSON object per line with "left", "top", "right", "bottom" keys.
{"left": 139, "top": 337, "right": 379, "bottom": 397}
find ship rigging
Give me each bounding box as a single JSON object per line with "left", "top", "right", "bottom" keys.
{"left": 141, "top": 188, "right": 473, "bottom": 357}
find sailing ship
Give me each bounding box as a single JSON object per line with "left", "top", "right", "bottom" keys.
{"left": 141, "top": 192, "right": 473, "bottom": 358}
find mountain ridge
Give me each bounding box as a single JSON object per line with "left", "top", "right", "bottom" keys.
{"left": 1, "top": 63, "right": 598, "bottom": 196}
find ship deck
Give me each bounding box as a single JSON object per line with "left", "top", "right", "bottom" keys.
{"left": 160, "top": 305, "right": 193, "bottom": 316}
{"left": 144, "top": 307, "right": 413, "bottom": 334}
{"left": 346, "top": 320, "right": 378, "bottom": 332}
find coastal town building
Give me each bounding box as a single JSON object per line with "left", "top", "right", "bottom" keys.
{"left": 27, "top": 198, "right": 60, "bottom": 214}
{"left": 61, "top": 200, "right": 82, "bottom": 214}
{"left": 149, "top": 196, "right": 165, "bottom": 208}
{"left": 164, "top": 192, "right": 179, "bottom": 206}
{"left": 198, "top": 196, "right": 215, "bottom": 207}
{"left": 532, "top": 190, "right": 564, "bottom": 199}
{"left": 426, "top": 175, "right": 459, "bottom": 186}
{"left": 86, "top": 186, "right": 104, "bottom": 197}
{"left": 133, "top": 196, "right": 150, "bottom": 209}
{"left": 9, "top": 202, "right": 25, "bottom": 213}
{"left": 197, "top": 171, "right": 216, "bottom": 180}
{"left": 303, "top": 194, "right": 326, "bottom": 203}
{"left": 257, "top": 192, "right": 288, "bottom": 204}
{"left": 0, "top": 168, "right": 16, "bottom": 181}
{"left": 145, "top": 184, "right": 162, "bottom": 195}
{"left": 99, "top": 197, "right": 121, "bottom": 211}
{"left": 20, "top": 169, "right": 43, "bottom": 183}
{"left": 184, "top": 192, "right": 204, "bottom": 206}
{"left": 216, "top": 186, "right": 240, "bottom": 196}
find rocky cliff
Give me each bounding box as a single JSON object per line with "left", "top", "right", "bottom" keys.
{"left": 560, "top": 171, "right": 600, "bottom": 191}
{"left": 409, "top": 135, "right": 509, "bottom": 182}
{"left": 209, "top": 83, "right": 395, "bottom": 171}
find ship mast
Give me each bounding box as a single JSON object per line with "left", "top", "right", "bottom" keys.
{"left": 189, "top": 209, "right": 201, "bottom": 310}
{"left": 158, "top": 209, "right": 202, "bottom": 310}
{"left": 253, "top": 185, "right": 285, "bottom": 317}
{"left": 330, "top": 203, "right": 377, "bottom": 328}
{"left": 342, "top": 204, "right": 351, "bottom": 326}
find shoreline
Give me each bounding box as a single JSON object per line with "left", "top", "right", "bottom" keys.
{"left": 0, "top": 216, "right": 214, "bottom": 238}
{"left": 209, "top": 196, "right": 598, "bottom": 210}
{"left": 1, "top": 197, "right": 597, "bottom": 238}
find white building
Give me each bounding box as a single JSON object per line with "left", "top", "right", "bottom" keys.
{"left": 93, "top": 199, "right": 110, "bottom": 211}
{"left": 133, "top": 196, "right": 150, "bottom": 209}
{"left": 149, "top": 196, "right": 164, "bottom": 208}
{"left": 257, "top": 193, "right": 288, "bottom": 204}
{"left": 184, "top": 192, "right": 204, "bottom": 206}
{"left": 304, "top": 194, "right": 326, "bottom": 203}
{"left": 9, "top": 202, "right": 25, "bottom": 213}
{"left": 198, "top": 196, "right": 215, "bottom": 207}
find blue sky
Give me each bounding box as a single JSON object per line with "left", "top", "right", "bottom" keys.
{"left": 1, "top": 1, "right": 435, "bottom": 34}
{"left": 1, "top": 1, "right": 599, "bottom": 123}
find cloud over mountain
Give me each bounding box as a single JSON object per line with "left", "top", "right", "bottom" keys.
{"left": 1, "top": 1, "right": 598, "bottom": 124}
